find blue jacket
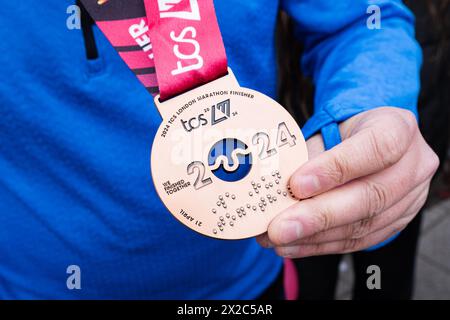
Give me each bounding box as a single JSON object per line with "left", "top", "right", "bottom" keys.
{"left": 0, "top": 0, "right": 421, "bottom": 299}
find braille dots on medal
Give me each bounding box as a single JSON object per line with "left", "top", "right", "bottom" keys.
{"left": 246, "top": 171, "right": 289, "bottom": 214}
{"left": 214, "top": 193, "right": 237, "bottom": 211}
{"left": 216, "top": 194, "right": 227, "bottom": 209}
{"left": 272, "top": 170, "right": 282, "bottom": 179}
{"left": 212, "top": 193, "right": 237, "bottom": 234}
{"left": 234, "top": 206, "right": 247, "bottom": 220}
{"left": 251, "top": 180, "right": 261, "bottom": 195}
{"left": 269, "top": 171, "right": 289, "bottom": 198}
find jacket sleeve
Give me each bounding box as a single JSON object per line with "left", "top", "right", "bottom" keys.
{"left": 281, "top": 0, "right": 422, "bottom": 149}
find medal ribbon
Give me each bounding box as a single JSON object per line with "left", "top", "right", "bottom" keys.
{"left": 79, "top": 0, "right": 228, "bottom": 101}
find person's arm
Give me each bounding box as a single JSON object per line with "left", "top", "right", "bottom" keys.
{"left": 283, "top": 0, "right": 421, "bottom": 146}
{"left": 257, "top": 0, "right": 439, "bottom": 256}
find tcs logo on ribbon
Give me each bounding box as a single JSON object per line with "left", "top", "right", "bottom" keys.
{"left": 158, "top": 0, "right": 201, "bottom": 20}
{"left": 157, "top": 0, "right": 204, "bottom": 76}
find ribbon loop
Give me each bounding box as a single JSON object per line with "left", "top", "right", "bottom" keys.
{"left": 144, "top": 0, "right": 228, "bottom": 101}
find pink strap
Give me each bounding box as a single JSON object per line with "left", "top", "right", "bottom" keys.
{"left": 143, "top": 0, "right": 228, "bottom": 100}
{"left": 80, "top": 0, "right": 228, "bottom": 101}
{"left": 284, "top": 258, "right": 299, "bottom": 300}
{"left": 80, "top": 0, "right": 159, "bottom": 95}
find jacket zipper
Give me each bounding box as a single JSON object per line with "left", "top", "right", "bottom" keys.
{"left": 77, "top": 0, "right": 99, "bottom": 60}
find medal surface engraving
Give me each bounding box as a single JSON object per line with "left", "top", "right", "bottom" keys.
{"left": 151, "top": 70, "right": 308, "bottom": 239}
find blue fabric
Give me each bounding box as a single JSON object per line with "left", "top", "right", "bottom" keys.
{"left": 0, "top": 0, "right": 421, "bottom": 299}
{"left": 320, "top": 123, "right": 342, "bottom": 151}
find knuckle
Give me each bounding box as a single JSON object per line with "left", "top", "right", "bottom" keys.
{"left": 413, "top": 142, "right": 439, "bottom": 184}
{"left": 373, "top": 107, "right": 418, "bottom": 138}
{"left": 342, "top": 238, "right": 362, "bottom": 252}
{"left": 362, "top": 179, "right": 389, "bottom": 216}
{"left": 367, "top": 127, "right": 403, "bottom": 169}
{"left": 315, "top": 212, "right": 333, "bottom": 233}
{"left": 384, "top": 107, "right": 418, "bottom": 139}
{"left": 349, "top": 218, "right": 374, "bottom": 239}
{"left": 412, "top": 189, "right": 429, "bottom": 213}
{"left": 310, "top": 201, "right": 335, "bottom": 232}
{"left": 426, "top": 148, "right": 440, "bottom": 177}
{"left": 322, "top": 154, "right": 350, "bottom": 186}
{"left": 395, "top": 108, "right": 418, "bottom": 134}
{"left": 419, "top": 190, "right": 429, "bottom": 208}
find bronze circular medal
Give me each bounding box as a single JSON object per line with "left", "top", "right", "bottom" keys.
{"left": 151, "top": 70, "right": 308, "bottom": 239}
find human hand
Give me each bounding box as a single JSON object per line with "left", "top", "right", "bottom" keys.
{"left": 257, "top": 107, "right": 439, "bottom": 257}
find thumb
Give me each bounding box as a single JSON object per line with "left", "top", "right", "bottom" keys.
{"left": 290, "top": 108, "right": 416, "bottom": 199}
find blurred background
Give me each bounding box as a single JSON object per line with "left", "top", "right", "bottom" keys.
{"left": 277, "top": 0, "right": 450, "bottom": 299}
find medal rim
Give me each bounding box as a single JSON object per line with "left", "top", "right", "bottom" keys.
{"left": 150, "top": 84, "right": 308, "bottom": 240}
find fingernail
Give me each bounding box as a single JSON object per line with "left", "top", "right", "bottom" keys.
{"left": 295, "top": 175, "right": 320, "bottom": 198}
{"left": 278, "top": 220, "right": 302, "bottom": 244}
